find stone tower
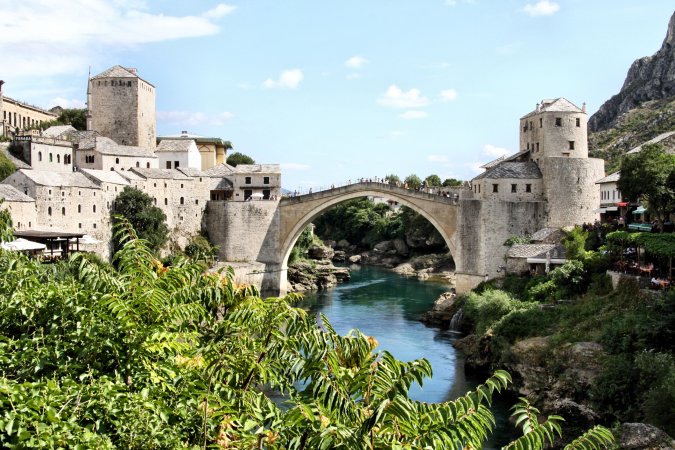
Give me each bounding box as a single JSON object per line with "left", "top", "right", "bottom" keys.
{"left": 520, "top": 98, "right": 604, "bottom": 227}
{"left": 87, "top": 65, "right": 156, "bottom": 149}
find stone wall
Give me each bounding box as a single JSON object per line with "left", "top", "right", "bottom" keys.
{"left": 520, "top": 111, "right": 588, "bottom": 159}
{"left": 31, "top": 140, "right": 73, "bottom": 172}
{"left": 540, "top": 157, "right": 604, "bottom": 227}
{"left": 1, "top": 199, "right": 37, "bottom": 231}
{"left": 475, "top": 177, "right": 544, "bottom": 202}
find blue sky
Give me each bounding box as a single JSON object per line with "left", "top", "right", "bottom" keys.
{"left": 1, "top": 1, "right": 673, "bottom": 191}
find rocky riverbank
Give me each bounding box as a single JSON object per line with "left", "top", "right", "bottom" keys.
{"left": 287, "top": 244, "right": 351, "bottom": 292}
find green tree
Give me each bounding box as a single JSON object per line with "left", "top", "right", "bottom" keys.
{"left": 618, "top": 144, "right": 675, "bottom": 222}
{"left": 385, "top": 174, "right": 401, "bottom": 185}
{"left": 226, "top": 151, "right": 255, "bottom": 166}
{"left": 443, "top": 177, "right": 462, "bottom": 187}
{"left": 0, "top": 201, "right": 13, "bottom": 242}
{"left": 425, "top": 174, "right": 442, "bottom": 187}
{"left": 404, "top": 174, "right": 422, "bottom": 189}
{"left": 0, "top": 151, "right": 16, "bottom": 181}
{"left": 58, "top": 108, "right": 87, "bottom": 130}
{"left": 113, "top": 186, "right": 168, "bottom": 252}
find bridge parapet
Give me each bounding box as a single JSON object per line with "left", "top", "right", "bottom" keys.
{"left": 280, "top": 182, "right": 459, "bottom": 206}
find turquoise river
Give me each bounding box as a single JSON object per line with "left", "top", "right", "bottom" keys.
{"left": 300, "top": 264, "right": 514, "bottom": 448}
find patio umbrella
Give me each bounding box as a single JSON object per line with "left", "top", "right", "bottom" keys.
{"left": 1, "top": 238, "right": 46, "bottom": 252}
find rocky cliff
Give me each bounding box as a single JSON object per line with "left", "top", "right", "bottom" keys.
{"left": 589, "top": 11, "right": 675, "bottom": 132}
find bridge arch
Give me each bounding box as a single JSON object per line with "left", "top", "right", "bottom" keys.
{"left": 277, "top": 183, "right": 460, "bottom": 279}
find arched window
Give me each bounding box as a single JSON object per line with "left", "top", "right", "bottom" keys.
{"left": 38, "top": 152, "right": 42, "bottom": 161}
{"left": 146, "top": 162, "right": 150, "bottom": 168}
{"left": 57, "top": 154, "right": 60, "bottom": 163}
{"left": 48, "top": 207, "right": 52, "bottom": 216}
{"left": 136, "top": 162, "right": 140, "bottom": 168}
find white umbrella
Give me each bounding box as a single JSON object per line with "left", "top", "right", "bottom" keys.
{"left": 1, "top": 238, "right": 47, "bottom": 252}
{"left": 69, "top": 235, "right": 102, "bottom": 245}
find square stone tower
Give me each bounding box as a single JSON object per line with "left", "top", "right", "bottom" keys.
{"left": 87, "top": 66, "right": 156, "bottom": 149}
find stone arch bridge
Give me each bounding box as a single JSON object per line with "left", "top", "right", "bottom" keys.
{"left": 206, "top": 181, "right": 546, "bottom": 296}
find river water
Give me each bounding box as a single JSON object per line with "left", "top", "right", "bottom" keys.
{"left": 300, "top": 264, "right": 514, "bottom": 447}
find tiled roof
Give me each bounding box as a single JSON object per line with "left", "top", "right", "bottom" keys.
{"left": 156, "top": 139, "right": 195, "bottom": 153}
{"left": 71, "top": 131, "right": 100, "bottom": 149}
{"left": 530, "top": 228, "right": 562, "bottom": 243}
{"left": 521, "top": 98, "right": 584, "bottom": 119}
{"left": 596, "top": 172, "right": 620, "bottom": 184}
{"left": 130, "top": 168, "right": 191, "bottom": 180}
{"left": 91, "top": 65, "right": 138, "bottom": 79}
{"left": 473, "top": 161, "right": 542, "bottom": 180}
{"left": 81, "top": 169, "right": 131, "bottom": 186}
{"left": 508, "top": 244, "right": 556, "bottom": 259}
{"left": 233, "top": 164, "right": 281, "bottom": 174}
{"left": 94, "top": 137, "right": 157, "bottom": 158}
{"left": 15, "top": 169, "right": 99, "bottom": 189}
{"left": 177, "top": 167, "right": 205, "bottom": 177}
{"left": 0, "top": 184, "right": 34, "bottom": 202}
{"left": 202, "top": 164, "right": 236, "bottom": 177}
{"left": 42, "top": 125, "right": 77, "bottom": 139}
{"left": 480, "top": 155, "right": 505, "bottom": 169}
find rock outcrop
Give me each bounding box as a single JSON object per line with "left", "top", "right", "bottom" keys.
{"left": 420, "top": 292, "right": 460, "bottom": 327}
{"left": 287, "top": 260, "right": 350, "bottom": 291}
{"left": 589, "top": 12, "right": 675, "bottom": 131}
{"left": 620, "top": 423, "right": 674, "bottom": 450}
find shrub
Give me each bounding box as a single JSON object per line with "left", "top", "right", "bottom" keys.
{"left": 492, "top": 306, "right": 557, "bottom": 343}
{"left": 463, "top": 289, "right": 536, "bottom": 335}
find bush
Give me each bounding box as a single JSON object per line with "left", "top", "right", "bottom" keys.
{"left": 463, "top": 289, "right": 536, "bottom": 335}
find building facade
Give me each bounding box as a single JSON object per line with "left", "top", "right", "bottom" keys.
{"left": 87, "top": 66, "right": 156, "bottom": 149}
{"left": 0, "top": 81, "right": 59, "bottom": 138}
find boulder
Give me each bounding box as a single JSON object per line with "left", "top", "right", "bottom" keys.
{"left": 420, "top": 292, "right": 459, "bottom": 327}
{"left": 620, "top": 423, "right": 674, "bottom": 450}
{"left": 348, "top": 255, "right": 361, "bottom": 263}
{"left": 324, "top": 239, "right": 336, "bottom": 249}
{"left": 307, "top": 245, "right": 334, "bottom": 260}
{"left": 373, "top": 240, "right": 395, "bottom": 253}
{"left": 336, "top": 239, "right": 351, "bottom": 250}
{"left": 393, "top": 238, "right": 409, "bottom": 256}
{"left": 332, "top": 250, "right": 346, "bottom": 262}
{"left": 393, "top": 263, "right": 415, "bottom": 276}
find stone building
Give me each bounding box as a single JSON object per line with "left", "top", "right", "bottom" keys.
{"left": 228, "top": 164, "right": 282, "bottom": 201}
{"left": 157, "top": 131, "right": 230, "bottom": 170}
{"left": 75, "top": 136, "right": 158, "bottom": 171}
{"left": 10, "top": 135, "right": 73, "bottom": 172}
{"left": 155, "top": 139, "right": 201, "bottom": 169}
{"left": 87, "top": 66, "right": 156, "bottom": 149}
{"left": 0, "top": 183, "right": 37, "bottom": 231}
{"left": 0, "top": 81, "right": 59, "bottom": 138}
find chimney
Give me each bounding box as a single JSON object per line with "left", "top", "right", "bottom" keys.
{"left": 126, "top": 68, "right": 138, "bottom": 75}
{"left": 535, "top": 102, "right": 540, "bottom": 113}
{"left": 582, "top": 102, "right": 587, "bottom": 113}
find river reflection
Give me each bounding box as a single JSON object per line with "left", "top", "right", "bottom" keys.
{"left": 299, "top": 264, "right": 514, "bottom": 448}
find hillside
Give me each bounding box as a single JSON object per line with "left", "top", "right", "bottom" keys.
{"left": 588, "top": 98, "right": 675, "bottom": 173}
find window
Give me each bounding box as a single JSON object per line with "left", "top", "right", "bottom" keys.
{"left": 180, "top": 197, "right": 184, "bottom": 205}
{"left": 166, "top": 161, "right": 171, "bottom": 169}
{"left": 79, "top": 223, "right": 82, "bottom": 229}
{"left": 38, "top": 152, "right": 42, "bottom": 161}
{"left": 116, "top": 158, "right": 120, "bottom": 164}
{"left": 164, "top": 198, "right": 168, "bottom": 205}
{"left": 576, "top": 118, "right": 580, "bottom": 127}
{"left": 180, "top": 184, "right": 183, "bottom": 189}
{"left": 93, "top": 223, "right": 97, "bottom": 229}
{"left": 49, "top": 153, "right": 53, "bottom": 162}
{"left": 539, "top": 118, "right": 543, "bottom": 128}
{"left": 511, "top": 184, "right": 517, "bottom": 193}
{"left": 174, "top": 161, "right": 179, "bottom": 168}
{"left": 526, "top": 184, "right": 532, "bottom": 193}
{"left": 146, "top": 162, "right": 150, "bottom": 168}
{"left": 492, "top": 184, "right": 498, "bottom": 193}
{"left": 555, "top": 117, "right": 562, "bottom": 127}
{"left": 245, "top": 176, "right": 252, "bottom": 184}
{"left": 536, "top": 143, "right": 539, "bottom": 152}
{"left": 78, "top": 205, "right": 81, "bottom": 213}
{"left": 57, "top": 154, "right": 61, "bottom": 163}
{"left": 61, "top": 191, "right": 65, "bottom": 197}
{"left": 93, "top": 205, "right": 96, "bottom": 213}
{"left": 195, "top": 199, "right": 199, "bottom": 205}
{"left": 569, "top": 141, "right": 575, "bottom": 150}
{"left": 136, "top": 162, "right": 140, "bottom": 168}
{"left": 62, "top": 207, "right": 66, "bottom": 216}
{"left": 48, "top": 189, "right": 52, "bottom": 195}
{"left": 48, "top": 207, "right": 52, "bottom": 216}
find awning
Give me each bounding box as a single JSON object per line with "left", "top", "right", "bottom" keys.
{"left": 69, "top": 234, "right": 102, "bottom": 245}
{"left": 632, "top": 207, "right": 647, "bottom": 215}
{"left": 1, "top": 238, "right": 47, "bottom": 251}
{"left": 617, "top": 202, "right": 629, "bottom": 207}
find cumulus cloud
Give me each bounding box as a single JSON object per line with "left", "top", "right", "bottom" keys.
{"left": 157, "top": 110, "right": 234, "bottom": 126}
{"left": 49, "top": 97, "right": 86, "bottom": 109}
{"left": 263, "top": 69, "right": 304, "bottom": 89}
{"left": 0, "top": 1, "right": 235, "bottom": 78}
{"left": 428, "top": 154, "right": 449, "bottom": 163}
{"left": 523, "top": 0, "right": 560, "bottom": 17}
{"left": 440, "top": 89, "right": 458, "bottom": 101}
{"left": 377, "top": 85, "right": 430, "bottom": 109}
{"left": 399, "top": 110, "right": 428, "bottom": 120}
{"left": 483, "top": 144, "right": 511, "bottom": 158}
{"left": 345, "top": 56, "right": 368, "bottom": 68}
{"left": 281, "top": 163, "right": 311, "bottom": 171}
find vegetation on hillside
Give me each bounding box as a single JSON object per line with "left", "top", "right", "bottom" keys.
{"left": 30, "top": 108, "right": 87, "bottom": 131}
{"left": 0, "top": 151, "right": 16, "bottom": 181}
{"left": 0, "top": 218, "right": 614, "bottom": 449}
{"left": 460, "top": 227, "right": 675, "bottom": 435}
{"left": 588, "top": 98, "right": 675, "bottom": 173}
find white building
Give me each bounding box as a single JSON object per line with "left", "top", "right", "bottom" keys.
{"left": 155, "top": 139, "right": 201, "bottom": 170}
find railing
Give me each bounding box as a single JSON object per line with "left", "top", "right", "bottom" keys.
{"left": 284, "top": 178, "right": 466, "bottom": 201}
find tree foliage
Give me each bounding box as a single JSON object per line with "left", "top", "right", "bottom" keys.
{"left": 404, "top": 174, "right": 422, "bottom": 189}
{"left": 113, "top": 186, "right": 168, "bottom": 252}
{"left": 618, "top": 144, "right": 675, "bottom": 221}
{"left": 29, "top": 108, "right": 87, "bottom": 131}
{"left": 424, "top": 174, "right": 442, "bottom": 187}
{"left": 0, "top": 201, "right": 13, "bottom": 242}
{"left": 226, "top": 151, "right": 255, "bottom": 167}
{"left": 0, "top": 151, "right": 16, "bottom": 181}
{"left": 443, "top": 178, "right": 462, "bottom": 187}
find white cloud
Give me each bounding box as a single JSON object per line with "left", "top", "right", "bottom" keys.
{"left": 263, "top": 69, "right": 304, "bottom": 89}
{"left": 377, "top": 85, "right": 430, "bottom": 109}
{"left": 440, "top": 89, "right": 458, "bottom": 101}
{"left": 345, "top": 56, "right": 368, "bottom": 68}
{"left": 428, "top": 154, "right": 449, "bottom": 163}
{"left": 483, "top": 144, "right": 511, "bottom": 158}
{"left": 202, "top": 4, "right": 236, "bottom": 19}
{"left": 399, "top": 110, "right": 428, "bottom": 120}
{"left": 523, "top": 0, "right": 560, "bottom": 17}
{"left": 0, "top": 1, "right": 234, "bottom": 79}
{"left": 281, "top": 163, "right": 311, "bottom": 171}
{"left": 49, "top": 97, "right": 86, "bottom": 109}
{"left": 346, "top": 73, "right": 362, "bottom": 80}
{"left": 157, "top": 110, "right": 234, "bottom": 126}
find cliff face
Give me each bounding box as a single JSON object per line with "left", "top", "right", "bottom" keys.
{"left": 589, "top": 11, "right": 675, "bottom": 131}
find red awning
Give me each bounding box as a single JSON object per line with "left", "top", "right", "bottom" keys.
{"left": 617, "top": 202, "right": 629, "bottom": 207}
